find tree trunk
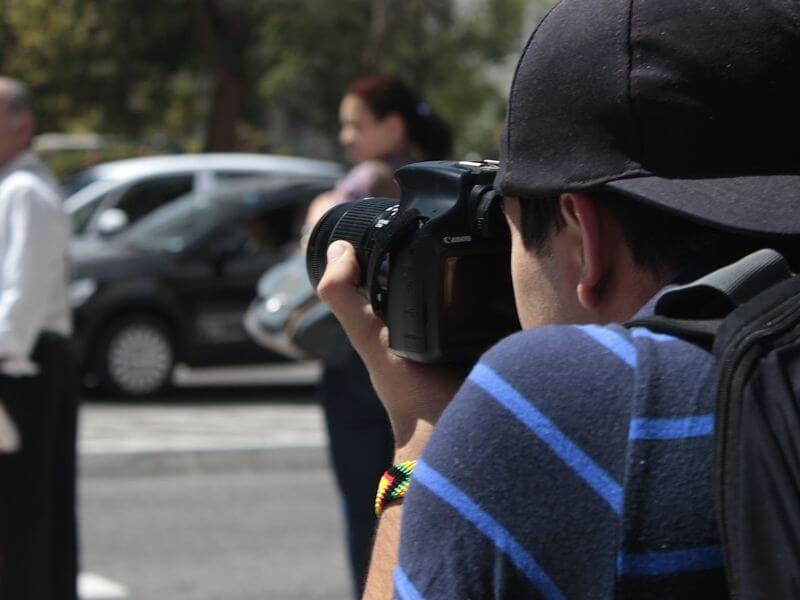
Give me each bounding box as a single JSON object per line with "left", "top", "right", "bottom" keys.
{"left": 191, "top": 0, "right": 248, "bottom": 152}
{"left": 205, "top": 70, "right": 244, "bottom": 151}
{"left": 362, "top": 0, "right": 391, "bottom": 70}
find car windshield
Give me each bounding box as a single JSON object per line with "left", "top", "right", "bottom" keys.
{"left": 117, "top": 188, "right": 259, "bottom": 254}
{"left": 61, "top": 169, "right": 101, "bottom": 199}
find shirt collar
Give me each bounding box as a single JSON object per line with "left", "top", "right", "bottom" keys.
{"left": 632, "top": 290, "right": 663, "bottom": 320}
{"left": 0, "top": 150, "right": 41, "bottom": 180}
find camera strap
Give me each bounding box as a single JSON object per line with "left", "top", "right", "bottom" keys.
{"left": 366, "top": 207, "right": 422, "bottom": 319}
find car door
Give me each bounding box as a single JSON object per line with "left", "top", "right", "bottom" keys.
{"left": 164, "top": 206, "right": 300, "bottom": 366}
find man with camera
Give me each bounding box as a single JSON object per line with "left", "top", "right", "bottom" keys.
{"left": 313, "top": 0, "right": 800, "bottom": 597}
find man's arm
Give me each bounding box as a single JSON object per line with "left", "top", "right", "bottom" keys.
{"left": 0, "top": 180, "right": 57, "bottom": 362}
{"left": 317, "top": 240, "right": 463, "bottom": 598}
{"left": 362, "top": 477, "right": 405, "bottom": 597}
{"left": 361, "top": 416, "right": 435, "bottom": 599}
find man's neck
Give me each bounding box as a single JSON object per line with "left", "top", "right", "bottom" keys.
{"left": 0, "top": 150, "right": 33, "bottom": 175}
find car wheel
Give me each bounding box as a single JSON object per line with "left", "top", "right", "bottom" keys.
{"left": 96, "top": 315, "right": 175, "bottom": 397}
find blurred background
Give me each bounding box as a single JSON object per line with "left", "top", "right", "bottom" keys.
{"left": 0, "top": 1, "right": 555, "bottom": 598}
{"left": 2, "top": 0, "right": 553, "bottom": 177}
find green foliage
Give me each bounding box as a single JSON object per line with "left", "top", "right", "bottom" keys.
{"left": 0, "top": 0, "right": 196, "bottom": 142}
{"left": 0, "top": 0, "right": 555, "bottom": 165}
{"left": 367, "top": 0, "right": 531, "bottom": 157}
{"left": 254, "top": 0, "right": 374, "bottom": 134}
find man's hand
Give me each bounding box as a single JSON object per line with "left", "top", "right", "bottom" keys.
{"left": 319, "top": 240, "right": 465, "bottom": 599}
{"left": 317, "top": 240, "right": 464, "bottom": 460}
{"left": 0, "top": 402, "right": 20, "bottom": 453}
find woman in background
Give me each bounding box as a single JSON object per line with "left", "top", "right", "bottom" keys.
{"left": 305, "top": 74, "right": 451, "bottom": 597}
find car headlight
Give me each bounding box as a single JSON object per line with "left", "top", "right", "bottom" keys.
{"left": 69, "top": 278, "right": 97, "bottom": 308}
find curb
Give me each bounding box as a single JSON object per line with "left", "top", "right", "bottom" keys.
{"left": 80, "top": 445, "right": 329, "bottom": 478}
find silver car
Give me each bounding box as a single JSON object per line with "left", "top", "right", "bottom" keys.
{"left": 64, "top": 153, "right": 343, "bottom": 238}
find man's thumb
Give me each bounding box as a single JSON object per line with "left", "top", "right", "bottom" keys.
{"left": 317, "top": 241, "right": 381, "bottom": 346}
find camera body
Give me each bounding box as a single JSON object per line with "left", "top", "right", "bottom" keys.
{"left": 307, "top": 160, "right": 519, "bottom": 363}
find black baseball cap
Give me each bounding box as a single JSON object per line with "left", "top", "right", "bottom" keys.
{"left": 495, "top": 0, "right": 800, "bottom": 236}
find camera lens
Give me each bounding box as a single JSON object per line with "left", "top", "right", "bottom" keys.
{"left": 306, "top": 198, "right": 399, "bottom": 290}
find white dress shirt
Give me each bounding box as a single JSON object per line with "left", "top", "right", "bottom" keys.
{"left": 0, "top": 151, "right": 71, "bottom": 376}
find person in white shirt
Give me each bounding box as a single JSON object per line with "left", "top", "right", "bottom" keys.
{"left": 0, "top": 76, "right": 78, "bottom": 600}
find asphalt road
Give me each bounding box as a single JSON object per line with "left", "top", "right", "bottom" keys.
{"left": 78, "top": 377, "right": 356, "bottom": 600}
{"left": 81, "top": 467, "right": 352, "bottom": 600}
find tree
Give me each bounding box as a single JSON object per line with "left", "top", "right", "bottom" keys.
{"left": 0, "top": 0, "right": 552, "bottom": 160}
{"left": 252, "top": 0, "right": 535, "bottom": 158}
{"left": 191, "top": 0, "right": 260, "bottom": 151}
{"left": 0, "top": 0, "right": 198, "bottom": 145}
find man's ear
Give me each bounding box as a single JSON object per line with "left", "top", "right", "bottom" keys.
{"left": 559, "top": 192, "right": 615, "bottom": 311}
{"left": 13, "top": 112, "right": 35, "bottom": 146}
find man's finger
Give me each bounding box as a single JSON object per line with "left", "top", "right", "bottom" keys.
{"left": 317, "top": 241, "right": 384, "bottom": 350}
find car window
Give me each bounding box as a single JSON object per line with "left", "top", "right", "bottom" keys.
{"left": 61, "top": 169, "right": 100, "bottom": 198}
{"left": 119, "top": 187, "right": 256, "bottom": 253}
{"left": 237, "top": 203, "right": 305, "bottom": 257}
{"left": 108, "top": 175, "right": 193, "bottom": 231}
{"left": 71, "top": 194, "right": 106, "bottom": 234}
{"left": 198, "top": 203, "right": 305, "bottom": 273}
{"left": 118, "top": 181, "right": 318, "bottom": 255}
{"left": 214, "top": 171, "right": 273, "bottom": 182}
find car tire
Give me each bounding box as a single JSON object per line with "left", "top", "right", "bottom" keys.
{"left": 96, "top": 315, "right": 176, "bottom": 397}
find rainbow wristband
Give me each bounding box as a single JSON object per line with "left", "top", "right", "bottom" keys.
{"left": 375, "top": 460, "right": 417, "bottom": 516}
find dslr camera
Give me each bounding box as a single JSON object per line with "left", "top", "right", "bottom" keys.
{"left": 306, "top": 160, "right": 520, "bottom": 363}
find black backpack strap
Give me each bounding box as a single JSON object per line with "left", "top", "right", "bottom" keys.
{"left": 626, "top": 249, "right": 793, "bottom": 350}
{"left": 656, "top": 249, "right": 793, "bottom": 319}
{"left": 625, "top": 316, "right": 722, "bottom": 350}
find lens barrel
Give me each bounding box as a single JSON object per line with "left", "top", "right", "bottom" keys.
{"left": 306, "top": 198, "right": 398, "bottom": 289}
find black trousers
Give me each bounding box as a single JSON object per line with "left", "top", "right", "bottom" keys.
{"left": 319, "top": 351, "right": 393, "bottom": 598}
{"left": 0, "top": 334, "right": 79, "bottom": 600}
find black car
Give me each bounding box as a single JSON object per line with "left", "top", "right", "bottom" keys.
{"left": 70, "top": 176, "right": 334, "bottom": 396}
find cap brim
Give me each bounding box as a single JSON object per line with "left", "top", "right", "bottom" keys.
{"left": 603, "top": 175, "right": 800, "bottom": 237}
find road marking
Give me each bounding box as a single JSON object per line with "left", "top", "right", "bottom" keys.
{"left": 172, "top": 361, "right": 322, "bottom": 386}
{"left": 81, "top": 439, "right": 326, "bottom": 454}
{"left": 79, "top": 402, "right": 328, "bottom": 456}
{"left": 79, "top": 572, "right": 128, "bottom": 599}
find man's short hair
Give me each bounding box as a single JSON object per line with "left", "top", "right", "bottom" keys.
{"left": 518, "top": 192, "right": 800, "bottom": 278}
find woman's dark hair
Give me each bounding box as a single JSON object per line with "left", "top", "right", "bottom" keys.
{"left": 518, "top": 190, "right": 800, "bottom": 279}
{"left": 347, "top": 74, "right": 452, "bottom": 160}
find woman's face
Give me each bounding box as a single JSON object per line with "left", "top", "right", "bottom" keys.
{"left": 338, "top": 93, "right": 406, "bottom": 163}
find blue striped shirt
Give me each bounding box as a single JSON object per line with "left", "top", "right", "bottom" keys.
{"left": 395, "top": 320, "right": 728, "bottom": 599}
